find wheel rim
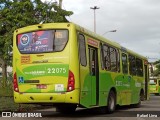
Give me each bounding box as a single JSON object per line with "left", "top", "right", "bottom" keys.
{"left": 109, "top": 95, "right": 115, "bottom": 110}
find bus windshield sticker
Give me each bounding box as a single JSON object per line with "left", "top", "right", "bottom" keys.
{"left": 21, "top": 55, "right": 30, "bottom": 64}
{"left": 17, "top": 30, "right": 68, "bottom": 53}
{"left": 55, "top": 32, "right": 63, "bottom": 38}
{"left": 150, "top": 80, "right": 156, "bottom": 85}
{"left": 87, "top": 38, "right": 99, "bottom": 48}
{"left": 18, "top": 30, "right": 52, "bottom": 53}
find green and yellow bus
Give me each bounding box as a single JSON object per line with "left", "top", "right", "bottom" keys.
{"left": 13, "top": 23, "right": 149, "bottom": 113}
{"left": 149, "top": 78, "right": 160, "bottom": 96}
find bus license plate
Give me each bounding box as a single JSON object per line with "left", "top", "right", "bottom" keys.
{"left": 36, "top": 84, "right": 47, "bottom": 89}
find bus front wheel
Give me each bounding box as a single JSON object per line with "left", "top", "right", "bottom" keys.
{"left": 106, "top": 91, "right": 116, "bottom": 113}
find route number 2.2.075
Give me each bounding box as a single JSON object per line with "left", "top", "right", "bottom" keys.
{"left": 47, "top": 68, "right": 67, "bottom": 74}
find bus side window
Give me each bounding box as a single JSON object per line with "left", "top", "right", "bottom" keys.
{"left": 136, "top": 58, "right": 143, "bottom": 77}
{"left": 129, "top": 54, "right": 136, "bottom": 76}
{"left": 102, "top": 44, "right": 120, "bottom": 72}
{"left": 110, "top": 47, "right": 117, "bottom": 72}
{"left": 79, "top": 34, "right": 87, "bottom": 66}
{"left": 103, "top": 45, "right": 111, "bottom": 70}
{"left": 117, "top": 49, "right": 120, "bottom": 72}
{"left": 100, "top": 43, "right": 105, "bottom": 70}
{"left": 122, "top": 53, "right": 128, "bottom": 74}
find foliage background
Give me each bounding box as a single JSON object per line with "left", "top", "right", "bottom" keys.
{"left": 0, "top": 0, "right": 73, "bottom": 111}
{"left": 0, "top": 0, "right": 73, "bottom": 86}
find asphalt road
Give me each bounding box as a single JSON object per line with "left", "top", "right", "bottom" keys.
{"left": 1, "top": 94, "right": 160, "bottom": 120}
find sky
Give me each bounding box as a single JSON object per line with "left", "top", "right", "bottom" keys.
{"left": 46, "top": 0, "right": 160, "bottom": 62}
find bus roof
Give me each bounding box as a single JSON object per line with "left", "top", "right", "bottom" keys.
{"left": 14, "top": 22, "right": 147, "bottom": 60}
{"left": 73, "top": 23, "right": 147, "bottom": 60}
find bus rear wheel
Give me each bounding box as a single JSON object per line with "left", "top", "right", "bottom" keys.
{"left": 107, "top": 91, "right": 116, "bottom": 113}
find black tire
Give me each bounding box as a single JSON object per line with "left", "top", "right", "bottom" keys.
{"left": 155, "top": 93, "right": 160, "bottom": 96}
{"left": 140, "top": 91, "right": 145, "bottom": 101}
{"left": 106, "top": 91, "right": 116, "bottom": 113}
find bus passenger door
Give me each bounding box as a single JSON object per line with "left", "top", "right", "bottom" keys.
{"left": 88, "top": 46, "right": 99, "bottom": 106}
{"left": 88, "top": 47, "right": 99, "bottom": 105}
{"left": 79, "top": 34, "right": 99, "bottom": 107}
{"left": 121, "top": 53, "right": 131, "bottom": 105}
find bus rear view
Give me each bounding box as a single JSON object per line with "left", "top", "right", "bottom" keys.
{"left": 149, "top": 78, "right": 160, "bottom": 96}
{"left": 13, "top": 23, "right": 79, "bottom": 112}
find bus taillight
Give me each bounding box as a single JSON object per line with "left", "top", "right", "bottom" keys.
{"left": 67, "top": 70, "right": 75, "bottom": 92}
{"left": 13, "top": 73, "right": 19, "bottom": 92}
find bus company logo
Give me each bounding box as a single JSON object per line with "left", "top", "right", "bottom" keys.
{"left": 2, "top": 112, "right": 11, "bottom": 117}
{"left": 20, "top": 34, "right": 29, "bottom": 45}
{"left": 2, "top": 112, "right": 42, "bottom": 118}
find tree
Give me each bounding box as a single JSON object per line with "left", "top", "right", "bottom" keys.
{"left": 0, "top": 0, "right": 73, "bottom": 87}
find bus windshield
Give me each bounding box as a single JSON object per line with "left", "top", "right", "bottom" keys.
{"left": 17, "top": 30, "right": 68, "bottom": 54}
{"left": 149, "top": 79, "right": 157, "bottom": 85}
